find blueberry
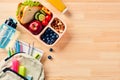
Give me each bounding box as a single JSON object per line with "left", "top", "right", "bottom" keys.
{"left": 51, "top": 38, "right": 54, "bottom": 41}
{"left": 40, "top": 27, "right": 59, "bottom": 45}
{"left": 56, "top": 35, "right": 59, "bottom": 38}
{"left": 48, "top": 55, "right": 52, "bottom": 59}
{"left": 50, "top": 33, "right": 53, "bottom": 36}
{"left": 53, "top": 33, "right": 57, "bottom": 35}
{"left": 49, "top": 48, "right": 53, "bottom": 52}
{"left": 47, "top": 28, "right": 51, "bottom": 31}
{"left": 46, "top": 34, "right": 49, "bottom": 37}
{"left": 52, "top": 36, "right": 55, "bottom": 38}
{"left": 47, "top": 40, "right": 51, "bottom": 44}
{"left": 46, "top": 37, "right": 49, "bottom": 40}
{"left": 42, "top": 38, "right": 45, "bottom": 41}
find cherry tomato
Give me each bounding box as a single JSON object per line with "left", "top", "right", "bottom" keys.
{"left": 45, "top": 15, "right": 52, "bottom": 21}
{"left": 42, "top": 19, "right": 48, "bottom": 26}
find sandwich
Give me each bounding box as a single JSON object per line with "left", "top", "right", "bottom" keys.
{"left": 16, "top": 0, "right": 42, "bottom": 24}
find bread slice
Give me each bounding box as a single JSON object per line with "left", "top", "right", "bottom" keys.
{"left": 16, "top": 3, "right": 25, "bottom": 22}
{"left": 20, "top": 6, "right": 41, "bottom": 24}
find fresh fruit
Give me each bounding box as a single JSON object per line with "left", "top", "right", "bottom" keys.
{"left": 40, "top": 28, "right": 59, "bottom": 45}
{"left": 29, "top": 20, "right": 43, "bottom": 35}
{"left": 40, "top": 10, "right": 46, "bottom": 16}
{"left": 42, "top": 19, "right": 48, "bottom": 26}
{"left": 34, "top": 9, "right": 52, "bottom": 27}
{"left": 49, "top": 48, "right": 53, "bottom": 52}
{"left": 45, "top": 15, "right": 52, "bottom": 21}
{"left": 39, "top": 14, "right": 45, "bottom": 21}
{"left": 48, "top": 55, "right": 52, "bottom": 59}
{"left": 35, "top": 11, "right": 40, "bottom": 20}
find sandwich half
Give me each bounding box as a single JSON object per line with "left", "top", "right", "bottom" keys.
{"left": 16, "top": 0, "right": 42, "bottom": 24}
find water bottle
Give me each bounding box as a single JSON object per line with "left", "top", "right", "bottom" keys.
{"left": 0, "top": 18, "right": 18, "bottom": 48}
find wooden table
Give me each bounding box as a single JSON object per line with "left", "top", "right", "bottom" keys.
{"left": 0, "top": 0, "right": 120, "bottom": 80}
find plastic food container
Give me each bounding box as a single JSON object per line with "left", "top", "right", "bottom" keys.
{"left": 16, "top": 0, "right": 66, "bottom": 46}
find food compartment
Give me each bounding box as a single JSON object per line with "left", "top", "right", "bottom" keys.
{"left": 40, "top": 27, "right": 59, "bottom": 45}
{"left": 51, "top": 18, "right": 65, "bottom": 34}
{"left": 24, "top": 6, "right": 53, "bottom": 35}
{"left": 16, "top": 0, "right": 53, "bottom": 35}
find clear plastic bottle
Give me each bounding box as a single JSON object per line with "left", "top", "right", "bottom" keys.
{"left": 0, "top": 18, "right": 18, "bottom": 48}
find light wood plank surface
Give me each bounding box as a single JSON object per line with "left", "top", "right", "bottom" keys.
{"left": 0, "top": 0, "right": 120, "bottom": 80}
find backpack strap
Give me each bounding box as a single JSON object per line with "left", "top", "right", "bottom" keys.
{"left": 3, "top": 68, "right": 28, "bottom": 80}
{"left": 5, "top": 52, "right": 25, "bottom": 61}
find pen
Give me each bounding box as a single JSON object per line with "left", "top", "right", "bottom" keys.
{"left": 28, "top": 43, "right": 30, "bottom": 55}
{"left": 20, "top": 42, "right": 23, "bottom": 52}
{"left": 16, "top": 40, "right": 20, "bottom": 53}
{"left": 30, "top": 42, "right": 34, "bottom": 56}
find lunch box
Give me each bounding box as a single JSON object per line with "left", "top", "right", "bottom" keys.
{"left": 17, "top": 1, "right": 67, "bottom": 46}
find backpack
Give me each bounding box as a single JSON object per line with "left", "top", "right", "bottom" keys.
{"left": 0, "top": 53, "right": 44, "bottom": 80}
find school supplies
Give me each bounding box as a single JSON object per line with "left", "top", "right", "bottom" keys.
{"left": 18, "top": 66, "right": 26, "bottom": 77}
{"left": 30, "top": 42, "right": 34, "bottom": 56}
{"left": 0, "top": 53, "right": 44, "bottom": 80}
{"left": 11, "top": 48, "right": 15, "bottom": 55}
{"left": 20, "top": 43, "right": 23, "bottom": 52}
{"left": 8, "top": 48, "right": 12, "bottom": 57}
{"left": 15, "top": 40, "right": 44, "bottom": 60}
{"left": 15, "top": 40, "right": 20, "bottom": 53}
{"left": 26, "top": 75, "right": 33, "bottom": 80}
{"left": 11, "top": 59, "right": 19, "bottom": 72}
{"left": 7, "top": 40, "right": 44, "bottom": 60}
{"left": 34, "top": 53, "right": 41, "bottom": 59}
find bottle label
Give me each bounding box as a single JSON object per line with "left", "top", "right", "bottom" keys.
{"left": 0, "top": 24, "right": 15, "bottom": 48}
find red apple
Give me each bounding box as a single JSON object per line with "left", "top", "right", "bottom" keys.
{"left": 45, "top": 15, "right": 52, "bottom": 21}
{"left": 29, "top": 20, "right": 43, "bottom": 35}
{"left": 42, "top": 19, "right": 48, "bottom": 26}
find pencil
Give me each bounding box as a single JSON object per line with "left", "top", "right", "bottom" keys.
{"left": 8, "top": 48, "right": 11, "bottom": 57}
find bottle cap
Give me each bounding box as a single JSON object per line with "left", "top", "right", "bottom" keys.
{"left": 5, "top": 18, "right": 17, "bottom": 29}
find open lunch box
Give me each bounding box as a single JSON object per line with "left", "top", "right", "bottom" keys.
{"left": 16, "top": 0, "right": 66, "bottom": 46}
